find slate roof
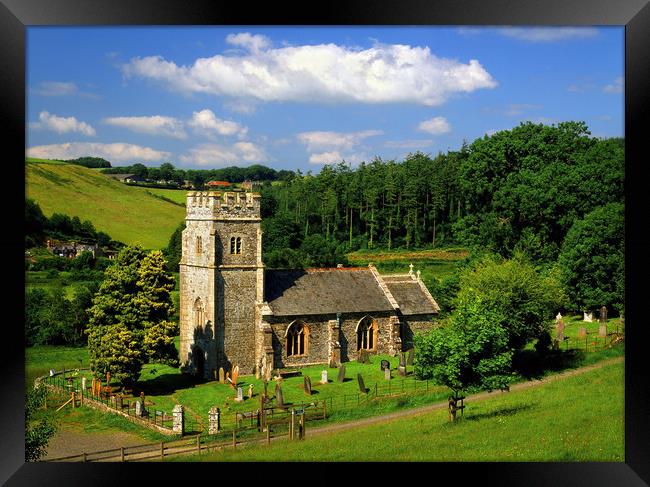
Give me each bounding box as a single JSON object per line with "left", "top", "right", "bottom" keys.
{"left": 385, "top": 280, "right": 440, "bottom": 316}
{"left": 264, "top": 267, "right": 440, "bottom": 317}
{"left": 264, "top": 268, "right": 394, "bottom": 316}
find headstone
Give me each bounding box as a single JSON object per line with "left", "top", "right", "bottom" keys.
{"left": 578, "top": 327, "right": 587, "bottom": 338}
{"left": 358, "top": 349, "right": 370, "bottom": 364}
{"left": 208, "top": 407, "right": 221, "bottom": 434}
{"left": 218, "top": 367, "right": 225, "bottom": 384}
{"left": 555, "top": 312, "right": 563, "bottom": 323}
{"left": 264, "top": 364, "right": 273, "bottom": 382}
{"left": 556, "top": 319, "right": 565, "bottom": 341}
{"left": 304, "top": 376, "right": 312, "bottom": 395}
{"left": 380, "top": 360, "right": 390, "bottom": 371}
{"left": 81, "top": 377, "right": 87, "bottom": 391}
{"left": 235, "top": 387, "right": 244, "bottom": 402}
{"left": 248, "top": 384, "right": 254, "bottom": 399}
{"left": 384, "top": 368, "right": 391, "bottom": 380}
{"left": 320, "top": 370, "right": 328, "bottom": 384}
{"left": 583, "top": 311, "right": 593, "bottom": 322}
{"left": 406, "top": 349, "right": 414, "bottom": 366}
{"left": 357, "top": 373, "right": 367, "bottom": 394}
{"left": 600, "top": 306, "right": 608, "bottom": 324}
{"left": 599, "top": 323, "right": 608, "bottom": 337}
{"left": 399, "top": 352, "right": 406, "bottom": 367}
{"left": 135, "top": 400, "right": 143, "bottom": 416}
{"left": 397, "top": 366, "right": 407, "bottom": 377}
{"left": 275, "top": 383, "right": 284, "bottom": 408}
{"left": 172, "top": 404, "right": 185, "bottom": 435}
{"left": 337, "top": 364, "right": 346, "bottom": 383}
{"left": 49, "top": 369, "right": 55, "bottom": 377}
{"left": 232, "top": 365, "right": 240, "bottom": 386}
{"left": 116, "top": 395, "right": 123, "bottom": 409}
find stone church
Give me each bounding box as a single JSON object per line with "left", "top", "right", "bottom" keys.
{"left": 179, "top": 191, "right": 440, "bottom": 378}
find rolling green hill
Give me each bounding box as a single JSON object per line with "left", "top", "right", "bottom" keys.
{"left": 26, "top": 159, "right": 185, "bottom": 250}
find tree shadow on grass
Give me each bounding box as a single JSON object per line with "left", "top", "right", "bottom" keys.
{"left": 512, "top": 349, "right": 585, "bottom": 380}
{"left": 464, "top": 403, "right": 534, "bottom": 422}
{"left": 136, "top": 373, "right": 209, "bottom": 395}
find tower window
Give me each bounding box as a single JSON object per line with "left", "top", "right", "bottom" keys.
{"left": 230, "top": 236, "right": 242, "bottom": 254}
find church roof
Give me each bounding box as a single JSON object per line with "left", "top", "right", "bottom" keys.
{"left": 264, "top": 268, "right": 394, "bottom": 316}
{"left": 263, "top": 267, "right": 440, "bottom": 317}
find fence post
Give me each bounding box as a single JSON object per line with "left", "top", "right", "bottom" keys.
{"left": 323, "top": 401, "right": 327, "bottom": 420}
{"left": 197, "top": 435, "right": 201, "bottom": 455}
{"left": 120, "top": 447, "right": 125, "bottom": 462}
{"left": 82, "top": 452, "right": 87, "bottom": 462}
{"left": 232, "top": 429, "right": 237, "bottom": 448}
{"left": 160, "top": 441, "right": 164, "bottom": 460}
{"left": 267, "top": 427, "right": 271, "bottom": 445}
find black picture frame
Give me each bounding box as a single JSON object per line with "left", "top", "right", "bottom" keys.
{"left": 4, "top": 0, "right": 648, "bottom": 484}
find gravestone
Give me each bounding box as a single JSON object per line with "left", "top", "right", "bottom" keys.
{"left": 583, "top": 311, "right": 593, "bottom": 322}
{"left": 399, "top": 352, "right": 406, "bottom": 367}
{"left": 304, "top": 376, "right": 312, "bottom": 396}
{"left": 208, "top": 407, "right": 221, "bottom": 434}
{"left": 248, "top": 384, "right": 254, "bottom": 399}
{"left": 556, "top": 319, "right": 565, "bottom": 341}
{"left": 397, "top": 366, "right": 407, "bottom": 377}
{"left": 135, "top": 400, "right": 143, "bottom": 417}
{"left": 172, "top": 405, "right": 185, "bottom": 435}
{"left": 407, "top": 349, "right": 414, "bottom": 366}
{"left": 116, "top": 395, "right": 123, "bottom": 409}
{"left": 358, "top": 349, "right": 370, "bottom": 364}
{"left": 357, "top": 373, "right": 367, "bottom": 394}
{"left": 384, "top": 368, "right": 391, "bottom": 380}
{"left": 81, "top": 377, "right": 87, "bottom": 391}
{"left": 49, "top": 369, "right": 55, "bottom": 377}
{"left": 599, "top": 306, "right": 608, "bottom": 337}
{"left": 275, "top": 382, "right": 284, "bottom": 408}
{"left": 380, "top": 360, "right": 390, "bottom": 371}
{"left": 578, "top": 327, "right": 587, "bottom": 338}
{"left": 218, "top": 367, "right": 225, "bottom": 384}
{"left": 320, "top": 370, "right": 328, "bottom": 384}
{"left": 235, "top": 387, "right": 244, "bottom": 402}
{"left": 337, "top": 364, "right": 346, "bottom": 383}
{"left": 556, "top": 312, "right": 563, "bottom": 323}
{"left": 264, "top": 364, "right": 273, "bottom": 382}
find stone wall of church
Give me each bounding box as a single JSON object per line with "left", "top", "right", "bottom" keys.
{"left": 401, "top": 314, "right": 437, "bottom": 351}
{"left": 266, "top": 311, "right": 397, "bottom": 369}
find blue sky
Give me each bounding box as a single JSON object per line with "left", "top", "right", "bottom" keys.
{"left": 26, "top": 26, "right": 624, "bottom": 172}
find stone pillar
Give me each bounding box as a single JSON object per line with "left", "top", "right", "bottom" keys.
{"left": 208, "top": 407, "right": 221, "bottom": 434}
{"left": 388, "top": 315, "right": 402, "bottom": 356}
{"left": 135, "top": 400, "right": 143, "bottom": 417}
{"left": 173, "top": 405, "right": 185, "bottom": 435}
{"left": 81, "top": 377, "right": 87, "bottom": 391}
{"left": 328, "top": 317, "right": 341, "bottom": 368}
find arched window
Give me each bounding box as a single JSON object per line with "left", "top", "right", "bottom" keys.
{"left": 196, "top": 236, "right": 202, "bottom": 255}
{"left": 357, "top": 316, "right": 378, "bottom": 351}
{"left": 194, "top": 297, "right": 204, "bottom": 331}
{"left": 230, "top": 236, "right": 242, "bottom": 254}
{"left": 286, "top": 322, "right": 308, "bottom": 357}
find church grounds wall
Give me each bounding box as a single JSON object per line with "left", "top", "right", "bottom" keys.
{"left": 401, "top": 314, "right": 437, "bottom": 351}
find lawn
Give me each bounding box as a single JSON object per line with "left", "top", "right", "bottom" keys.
{"left": 172, "top": 358, "right": 624, "bottom": 462}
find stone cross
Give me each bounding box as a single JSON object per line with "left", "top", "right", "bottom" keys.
{"left": 320, "top": 370, "right": 328, "bottom": 384}
{"left": 416, "top": 270, "right": 421, "bottom": 280}
{"left": 337, "top": 364, "right": 346, "bottom": 383}
{"left": 235, "top": 387, "right": 244, "bottom": 402}
{"left": 172, "top": 405, "right": 185, "bottom": 435}
{"left": 275, "top": 383, "right": 284, "bottom": 408}
{"left": 384, "top": 368, "right": 391, "bottom": 380}
{"left": 556, "top": 312, "right": 563, "bottom": 323}
{"left": 248, "top": 384, "right": 254, "bottom": 399}
{"left": 218, "top": 367, "right": 225, "bottom": 384}
{"left": 357, "top": 373, "right": 367, "bottom": 394}
{"left": 304, "top": 376, "right": 312, "bottom": 396}
{"left": 409, "top": 263, "right": 414, "bottom": 275}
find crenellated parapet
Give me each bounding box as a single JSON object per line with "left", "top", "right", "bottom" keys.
{"left": 186, "top": 191, "right": 261, "bottom": 220}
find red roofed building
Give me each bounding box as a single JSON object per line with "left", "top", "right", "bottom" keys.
{"left": 206, "top": 180, "right": 231, "bottom": 188}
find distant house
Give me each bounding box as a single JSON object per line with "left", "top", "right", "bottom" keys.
{"left": 105, "top": 173, "right": 136, "bottom": 182}
{"left": 240, "top": 180, "right": 262, "bottom": 191}
{"left": 206, "top": 180, "right": 232, "bottom": 188}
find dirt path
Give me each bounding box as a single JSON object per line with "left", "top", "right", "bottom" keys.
{"left": 43, "top": 356, "right": 623, "bottom": 461}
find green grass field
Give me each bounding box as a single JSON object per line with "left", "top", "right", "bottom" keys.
{"left": 26, "top": 159, "right": 185, "bottom": 249}
{"left": 173, "top": 359, "right": 624, "bottom": 462}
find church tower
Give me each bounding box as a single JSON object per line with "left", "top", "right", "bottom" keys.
{"left": 179, "top": 191, "right": 264, "bottom": 377}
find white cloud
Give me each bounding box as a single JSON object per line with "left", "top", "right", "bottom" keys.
{"left": 122, "top": 35, "right": 497, "bottom": 106}
{"left": 31, "top": 111, "right": 96, "bottom": 136}
{"left": 418, "top": 117, "right": 451, "bottom": 135}
{"left": 223, "top": 99, "right": 258, "bottom": 115}
{"left": 179, "top": 142, "right": 267, "bottom": 166}
{"left": 103, "top": 115, "right": 187, "bottom": 139}
{"left": 309, "top": 151, "right": 343, "bottom": 165}
{"left": 498, "top": 27, "right": 599, "bottom": 42}
{"left": 384, "top": 139, "right": 433, "bottom": 149}
{"left": 297, "top": 130, "right": 383, "bottom": 152}
{"left": 31, "top": 81, "right": 78, "bottom": 96}
{"left": 603, "top": 77, "right": 623, "bottom": 94}
{"left": 26, "top": 142, "right": 170, "bottom": 162}
{"left": 188, "top": 109, "right": 248, "bottom": 139}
